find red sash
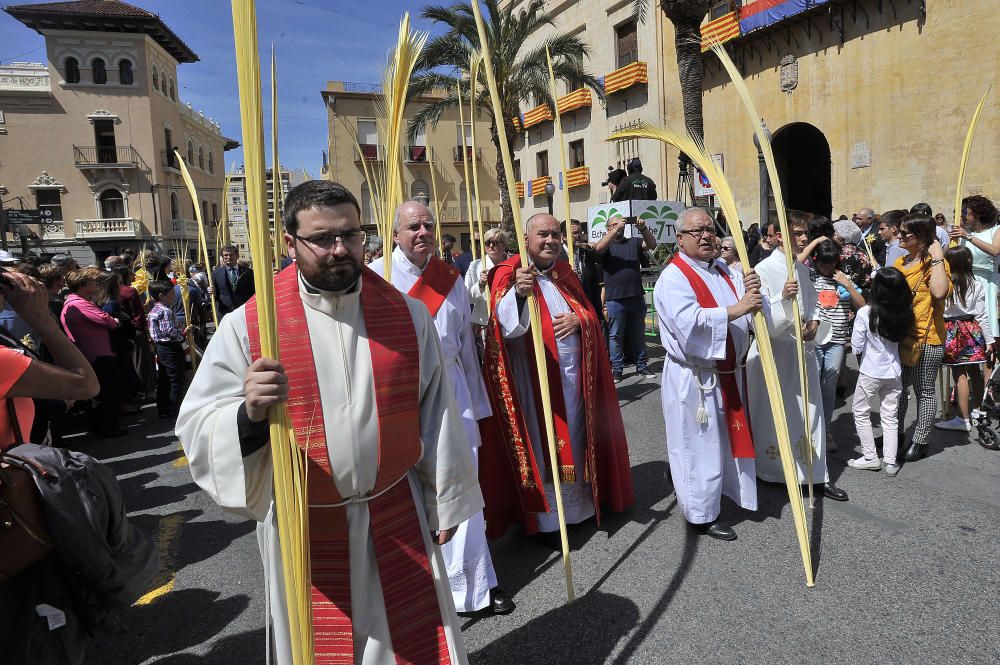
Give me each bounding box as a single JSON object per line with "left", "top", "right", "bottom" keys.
{"left": 245, "top": 265, "right": 450, "bottom": 665}
{"left": 408, "top": 256, "right": 460, "bottom": 318}
{"left": 669, "top": 257, "right": 755, "bottom": 459}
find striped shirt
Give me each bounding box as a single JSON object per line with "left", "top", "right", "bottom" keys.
{"left": 148, "top": 303, "right": 185, "bottom": 343}
{"left": 811, "top": 272, "right": 852, "bottom": 345}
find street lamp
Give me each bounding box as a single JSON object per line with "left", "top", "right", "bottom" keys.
{"left": 752, "top": 122, "right": 772, "bottom": 230}
{"left": 544, "top": 181, "right": 555, "bottom": 216}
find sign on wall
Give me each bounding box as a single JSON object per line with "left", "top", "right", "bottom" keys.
{"left": 3, "top": 209, "right": 45, "bottom": 225}
{"left": 694, "top": 153, "right": 724, "bottom": 197}
{"left": 587, "top": 200, "right": 683, "bottom": 244}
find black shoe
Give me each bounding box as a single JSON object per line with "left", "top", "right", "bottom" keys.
{"left": 903, "top": 441, "right": 928, "bottom": 462}
{"left": 691, "top": 520, "right": 737, "bottom": 541}
{"left": 612, "top": 373, "right": 623, "bottom": 384}
{"left": 490, "top": 587, "right": 515, "bottom": 615}
{"left": 821, "top": 482, "right": 849, "bottom": 502}
{"left": 636, "top": 368, "right": 657, "bottom": 378}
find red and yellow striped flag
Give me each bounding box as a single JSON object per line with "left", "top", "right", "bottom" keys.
{"left": 701, "top": 11, "right": 740, "bottom": 51}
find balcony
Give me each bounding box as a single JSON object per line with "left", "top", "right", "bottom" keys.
{"left": 530, "top": 175, "right": 551, "bottom": 197}
{"left": 74, "top": 217, "right": 139, "bottom": 239}
{"left": 406, "top": 145, "right": 428, "bottom": 163}
{"left": 161, "top": 150, "right": 180, "bottom": 170}
{"left": 522, "top": 103, "right": 553, "bottom": 129}
{"left": 73, "top": 145, "right": 139, "bottom": 168}
{"left": 354, "top": 144, "right": 382, "bottom": 162}
{"left": 605, "top": 61, "right": 648, "bottom": 95}
{"left": 168, "top": 219, "right": 200, "bottom": 237}
{"left": 556, "top": 88, "right": 592, "bottom": 115}
{"left": 453, "top": 146, "right": 482, "bottom": 163}
{"left": 40, "top": 220, "right": 65, "bottom": 240}
{"left": 515, "top": 181, "right": 525, "bottom": 199}
{"left": 565, "top": 166, "right": 590, "bottom": 189}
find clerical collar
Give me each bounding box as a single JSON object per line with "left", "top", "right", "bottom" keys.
{"left": 300, "top": 273, "right": 360, "bottom": 296}
{"left": 533, "top": 260, "right": 555, "bottom": 274}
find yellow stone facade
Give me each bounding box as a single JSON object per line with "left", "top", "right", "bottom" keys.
{"left": 658, "top": 0, "right": 999, "bottom": 224}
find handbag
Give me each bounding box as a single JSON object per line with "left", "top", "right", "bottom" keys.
{"left": 0, "top": 399, "right": 54, "bottom": 583}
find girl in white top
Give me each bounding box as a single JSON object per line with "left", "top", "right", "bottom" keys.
{"left": 849, "top": 268, "right": 916, "bottom": 476}
{"left": 934, "top": 246, "right": 995, "bottom": 432}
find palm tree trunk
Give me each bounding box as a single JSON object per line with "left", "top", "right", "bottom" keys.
{"left": 672, "top": 16, "right": 705, "bottom": 143}
{"left": 490, "top": 121, "right": 515, "bottom": 235}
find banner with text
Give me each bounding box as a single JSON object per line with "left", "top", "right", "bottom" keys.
{"left": 587, "top": 201, "right": 683, "bottom": 244}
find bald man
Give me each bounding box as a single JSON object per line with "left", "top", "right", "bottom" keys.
{"left": 370, "top": 200, "right": 512, "bottom": 616}
{"left": 480, "top": 213, "right": 633, "bottom": 543}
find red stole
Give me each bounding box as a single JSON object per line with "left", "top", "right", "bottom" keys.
{"left": 669, "top": 256, "right": 754, "bottom": 458}
{"left": 479, "top": 256, "right": 634, "bottom": 538}
{"left": 244, "top": 265, "right": 451, "bottom": 665}
{"left": 407, "top": 256, "right": 460, "bottom": 317}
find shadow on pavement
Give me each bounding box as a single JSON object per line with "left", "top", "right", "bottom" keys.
{"left": 117, "top": 472, "right": 201, "bottom": 513}
{"left": 83, "top": 589, "right": 251, "bottom": 665}
{"left": 147, "top": 629, "right": 265, "bottom": 664}
{"left": 469, "top": 590, "right": 639, "bottom": 665}
{"left": 105, "top": 448, "right": 186, "bottom": 477}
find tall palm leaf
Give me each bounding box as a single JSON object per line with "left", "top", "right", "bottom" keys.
{"left": 409, "top": 0, "right": 604, "bottom": 231}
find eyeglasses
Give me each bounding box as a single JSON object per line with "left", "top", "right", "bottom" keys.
{"left": 293, "top": 229, "right": 367, "bottom": 250}
{"left": 721, "top": 245, "right": 734, "bottom": 251}
{"left": 484, "top": 239, "right": 504, "bottom": 247}
{"left": 678, "top": 227, "right": 717, "bottom": 238}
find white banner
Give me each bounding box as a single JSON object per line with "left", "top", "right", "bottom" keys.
{"left": 587, "top": 200, "right": 684, "bottom": 244}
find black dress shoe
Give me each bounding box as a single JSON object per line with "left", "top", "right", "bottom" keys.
{"left": 691, "top": 520, "right": 737, "bottom": 541}
{"left": 903, "top": 441, "right": 928, "bottom": 462}
{"left": 490, "top": 587, "right": 515, "bottom": 615}
{"left": 822, "top": 482, "right": 849, "bottom": 502}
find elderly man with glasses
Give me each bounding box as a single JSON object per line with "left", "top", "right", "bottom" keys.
{"left": 654, "top": 207, "right": 762, "bottom": 541}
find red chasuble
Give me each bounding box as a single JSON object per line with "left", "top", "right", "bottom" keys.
{"left": 407, "top": 255, "right": 460, "bottom": 317}
{"left": 245, "top": 266, "right": 451, "bottom": 665}
{"left": 669, "top": 256, "right": 754, "bottom": 458}
{"left": 479, "top": 256, "right": 634, "bottom": 538}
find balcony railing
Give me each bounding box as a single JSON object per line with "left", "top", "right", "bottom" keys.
{"left": 453, "top": 146, "right": 482, "bottom": 163}
{"left": 167, "top": 219, "right": 200, "bottom": 236}
{"left": 354, "top": 144, "right": 382, "bottom": 162}
{"left": 161, "top": 150, "right": 180, "bottom": 170}
{"left": 74, "top": 218, "right": 139, "bottom": 238}
{"left": 40, "top": 221, "right": 65, "bottom": 239}
{"left": 73, "top": 145, "right": 139, "bottom": 167}
{"left": 605, "top": 61, "right": 648, "bottom": 95}
{"left": 406, "top": 145, "right": 428, "bottom": 162}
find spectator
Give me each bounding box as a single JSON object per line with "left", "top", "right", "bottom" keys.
{"left": 602, "top": 167, "right": 626, "bottom": 199}
{"left": 911, "top": 202, "right": 949, "bottom": 247}
{"left": 60, "top": 267, "right": 125, "bottom": 437}
{"left": 879, "top": 210, "right": 907, "bottom": 267}
{"left": 853, "top": 208, "right": 884, "bottom": 260}
{"left": 95, "top": 271, "right": 140, "bottom": 414}
{"left": 595, "top": 215, "right": 657, "bottom": 382}
{"left": 39, "top": 264, "right": 66, "bottom": 320}
{"left": 611, "top": 158, "right": 657, "bottom": 203}
{"left": 210, "top": 245, "right": 254, "bottom": 316}
{"left": 0, "top": 269, "right": 98, "bottom": 451}
{"left": 147, "top": 280, "right": 190, "bottom": 419}
{"left": 719, "top": 236, "right": 742, "bottom": 275}
{"left": 833, "top": 219, "right": 874, "bottom": 298}
{"left": 50, "top": 253, "right": 80, "bottom": 272}
{"left": 454, "top": 232, "right": 477, "bottom": 277}
{"left": 365, "top": 236, "right": 384, "bottom": 264}
{"left": 188, "top": 262, "right": 209, "bottom": 292}
{"left": 0, "top": 263, "right": 38, "bottom": 347}
{"left": 947, "top": 194, "right": 1000, "bottom": 348}
{"left": 440, "top": 234, "right": 457, "bottom": 266}
{"left": 749, "top": 218, "right": 776, "bottom": 267}
{"left": 569, "top": 219, "right": 604, "bottom": 322}
{"left": 466, "top": 228, "right": 509, "bottom": 328}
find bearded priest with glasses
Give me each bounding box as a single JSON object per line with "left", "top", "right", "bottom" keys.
{"left": 654, "top": 207, "right": 762, "bottom": 541}
{"left": 178, "top": 182, "right": 485, "bottom": 664}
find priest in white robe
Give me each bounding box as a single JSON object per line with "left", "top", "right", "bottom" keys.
{"left": 655, "top": 208, "right": 761, "bottom": 541}
{"left": 177, "top": 180, "right": 484, "bottom": 665}
{"left": 370, "top": 201, "right": 512, "bottom": 616}
{"left": 745, "top": 215, "right": 849, "bottom": 502}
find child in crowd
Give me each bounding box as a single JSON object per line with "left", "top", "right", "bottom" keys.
{"left": 147, "top": 280, "right": 190, "bottom": 419}
{"left": 935, "top": 246, "right": 994, "bottom": 432}
{"left": 810, "top": 239, "right": 866, "bottom": 451}
{"left": 849, "top": 268, "right": 915, "bottom": 476}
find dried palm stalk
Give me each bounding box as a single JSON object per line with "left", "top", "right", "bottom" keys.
{"left": 174, "top": 150, "right": 220, "bottom": 328}
{"left": 545, "top": 45, "right": 574, "bottom": 269}
{"left": 953, "top": 86, "right": 992, "bottom": 240}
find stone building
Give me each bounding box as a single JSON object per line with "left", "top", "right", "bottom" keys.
{"left": 225, "top": 165, "right": 309, "bottom": 259}
{"left": 0, "top": 0, "right": 238, "bottom": 265}
{"left": 322, "top": 80, "right": 501, "bottom": 250}
{"left": 659, "top": 0, "right": 1000, "bottom": 225}
{"left": 499, "top": 0, "right": 669, "bottom": 224}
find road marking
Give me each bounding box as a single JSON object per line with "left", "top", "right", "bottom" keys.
{"left": 173, "top": 441, "right": 189, "bottom": 468}
{"left": 134, "top": 512, "right": 185, "bottom": 605}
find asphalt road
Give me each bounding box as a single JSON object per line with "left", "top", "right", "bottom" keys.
{"left": 78, "top": 349, "right": 1000, "bottom": 664}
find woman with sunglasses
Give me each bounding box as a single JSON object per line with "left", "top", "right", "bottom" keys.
{"left": 895, "top": 214, "right": 951, "bottom": 462}
{"left": 465, "top": 228, "right": 510, "bottom": 331}
{"left": 947, "top": 195, "right": 1000, "bottom": 355}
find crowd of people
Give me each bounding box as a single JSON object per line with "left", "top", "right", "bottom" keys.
{"left": 3, "top": 175, "right": 997, "bottom": 664}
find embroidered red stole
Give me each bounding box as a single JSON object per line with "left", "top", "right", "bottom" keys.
{"left": 480, "top": 257, "right": 634, "bottom": 538}
{"left": 245, "top": 265, "right": 451, "bottom": 665}
{"left": 407, "top": 256, "right": 460, "bottom": 318}
{"left": 670, "top": 256, "right": 755, "bottom": 459}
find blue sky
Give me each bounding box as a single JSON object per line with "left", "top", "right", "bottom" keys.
{"left": 0, "top": 0, "right": 443, "bottom": 176}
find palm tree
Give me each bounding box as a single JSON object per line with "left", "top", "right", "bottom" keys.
{"left": 408, "top": 0, "right": 604, "bottom": 231}
{"left": 634, "top": 0, "right": 714, "bottom": 142}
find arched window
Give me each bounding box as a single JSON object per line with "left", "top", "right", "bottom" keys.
{"left": 201, "top": 200, "right": 209, "bottom": 223}
{"left": 211, "top": 203, "right": 219, "bottom": 224}
{"left": 118, "top": 59, "right": 133, "bottom": 85}
{"left": 170, "top": 192, "right": 180, "bottom": 219}
{"left": 207, "top": 151, "right": 214, "bottom": 174}
{"left": 168, "top": 78, "right": 176, "bottom": 101}
{"left": 92, "top": 58, "right": 107, "bottom": 85}
{"left": 160, "top": 72, "right": 167, "bottom": 93}
{"left": 198, "top": 146, "right": 204, "bottom": 170}
{"left": 410, "top": 179, "right": 430, "bottom": 205}
{"left": 187, "top": 140, "right": 194, "bottom": 164}
{"left": 99, "top": 189, "right": 125, "bottom": 219}
{"left": 151, "top": 65, "right": 159, "bottom": 91}
{"left": 64, "top": 57, "right": 80, "bottom": 84}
